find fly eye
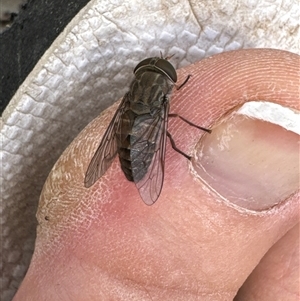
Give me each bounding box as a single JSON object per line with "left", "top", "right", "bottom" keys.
{"left": 155, "top": 59, "right": 177, "bottom": 83}
{"left": 134, "top": 57, "right": 178, "bottom": 83}
{"left": 134, "top": 58, "right": 153, "bottom": 73}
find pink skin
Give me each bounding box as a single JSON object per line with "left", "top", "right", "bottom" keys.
{"left": 13, "top": 49, "right": 299, "bottom": 301}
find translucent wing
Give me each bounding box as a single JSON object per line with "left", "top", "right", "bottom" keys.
{"left": 133, "top": 101, "right": 169, "bottom": 205}
{"left": 84, "top": 95, "right": 128, "bottom": 188}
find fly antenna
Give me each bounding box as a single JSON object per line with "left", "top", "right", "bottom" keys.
{"left": 164, "top": 54, "right": 175, "bottom": 61}
{"left": 159, "top": 51, "right": 174, "bottom": 61}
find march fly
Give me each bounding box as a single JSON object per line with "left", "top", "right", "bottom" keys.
{"left": 84, "top": 56, "right": 211, "bottom": 205}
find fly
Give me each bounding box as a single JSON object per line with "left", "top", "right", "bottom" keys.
{"left": 84, "top": 56, "right": 211, "bottom": 205}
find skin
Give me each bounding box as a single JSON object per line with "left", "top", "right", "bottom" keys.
{"left": 13, "top": 49, "right": 299, "bottom": 301}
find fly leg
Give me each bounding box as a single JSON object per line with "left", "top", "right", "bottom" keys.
{"left": 166, "top": 131, "right": 192, "bottom": 160}
{"left": 175, "top": 75, "right": 191, "bottom": 90}
{"left": 168, "top": 114, "right": 212, "bottom": 133}
{"left": 167, "top": 114, "right": 212, "bottom": 160}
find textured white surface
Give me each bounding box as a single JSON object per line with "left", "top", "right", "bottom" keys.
{"left": 238, "top": 101, "right": 300, "bottom": 135}
{"left": 1, "top": 0, "right": 299, "bottom": 299}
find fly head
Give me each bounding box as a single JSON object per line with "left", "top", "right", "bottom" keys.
{"left": 134, "top": 57, "right": 177, "bottom": 83}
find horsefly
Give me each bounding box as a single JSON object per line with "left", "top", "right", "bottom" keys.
{"left": 84, "top": 56, "right": 211, "bottom": 205}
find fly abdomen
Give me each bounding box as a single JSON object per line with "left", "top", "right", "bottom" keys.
{"left": 118, "top": 140, "right": 155, "bottom": 182}
{"left": 130, "top": 139, "right": 156, "bottom": 182}
{"left": 118, "top": 111, "right": 162, "bottom": 183}
{"left": 117, "top": 150, "right": 134, "bottom": 181}
{"left": 118, "top": 139, "right": 156, "bottom": 182}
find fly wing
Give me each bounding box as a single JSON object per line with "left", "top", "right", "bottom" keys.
{"left": 134, "top": 101, "right": 169, "bottom": 205}
{"left": 84, "top": 94, "right": 128, "bottom": 188}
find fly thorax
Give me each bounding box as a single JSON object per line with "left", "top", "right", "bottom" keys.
{"left": 130, "top": 101, "right": 151, "bottom": 115}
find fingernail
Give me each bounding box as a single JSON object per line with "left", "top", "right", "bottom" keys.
{"left": 192, "top": 101, "right": 299, "bottom": 211}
